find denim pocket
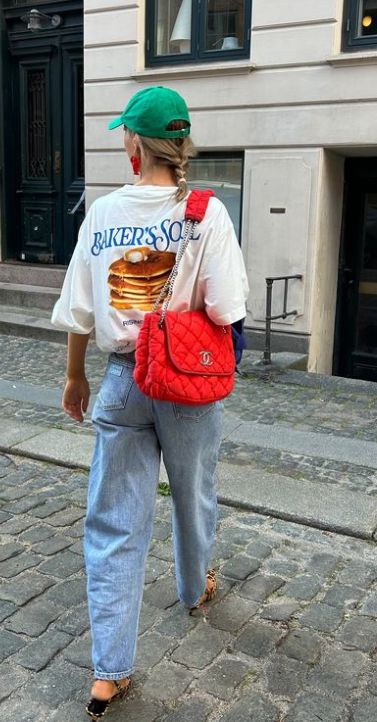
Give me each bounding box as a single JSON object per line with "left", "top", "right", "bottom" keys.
{"left": 98, "top": 362, "right": 134, "bottom": 410}
{"left": 173, "top": 401, "right": 217, "bottom": 421}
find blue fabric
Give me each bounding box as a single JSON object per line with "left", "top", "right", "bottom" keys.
{"left": 232, "top": 318, "right": 247, "bottom": 366}
{"left": 84, "top": 353, "right": 223, "bottom": 679}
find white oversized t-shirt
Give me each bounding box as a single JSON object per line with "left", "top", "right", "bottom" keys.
{"left": 51, "top": 185, "right": 249, "bottom": 353}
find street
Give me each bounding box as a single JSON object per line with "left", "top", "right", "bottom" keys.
{"left": 0, "top": 334, "right": 377, "bottom": 721}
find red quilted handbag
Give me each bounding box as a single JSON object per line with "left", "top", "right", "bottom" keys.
{"left": 134, "top": 190, "right": 235, "bottom": 405}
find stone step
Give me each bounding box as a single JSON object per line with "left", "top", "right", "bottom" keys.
{"left": 0, "top": 305, "right": 66, "bottom": 343}
{"left": 240, "top": 350, "right": 308, "bottom": 372}
{"left": 0, "top": 282, "right": 60, "bottom": 311}
{"left": 0, "top": 263, "right": 66, "bottom": 289}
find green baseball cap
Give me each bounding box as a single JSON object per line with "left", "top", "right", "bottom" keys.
{"left": 108, "top": 86, "right": 191, "bottom": 138}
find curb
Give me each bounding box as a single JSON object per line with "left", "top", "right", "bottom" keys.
{"left": 3, "top": 442, "right": 377, "bottom": 543}
{"left": 241, "top": 362, "right": 377, "bottom": 396}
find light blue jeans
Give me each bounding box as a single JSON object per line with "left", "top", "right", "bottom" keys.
{"left": 84, "top": 353, "right": 223, "bottom": 680}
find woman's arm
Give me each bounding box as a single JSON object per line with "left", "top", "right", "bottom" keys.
{"left": 62, "top": 332, "right": 91, "bottom": 423}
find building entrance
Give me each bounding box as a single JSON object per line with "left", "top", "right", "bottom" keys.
{"left": 335, "top": 158, "right": 377, "bottom": 381}
{"left": 1, "top": 0, "right": 84, "bottom": 264}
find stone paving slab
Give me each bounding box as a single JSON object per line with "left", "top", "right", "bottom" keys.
{"left": 4, "top": 419, "right": 377, "bottom": 539}
{"left": 0, "top": 418, "right": 46, "bottom": 449}
{"left": 217, "top": 465, "right": 377, "bottom": 539}
{"left": 1, "top": 336, "right": 377, "bottom": 516}
{"left": 0, "top": 336, "right": 377, "bottom": 512}
{"left": 0, "top": 454, "right": 377, "bottom": 722}
{"left": 227, "top": 420, "right": 377, "bottom": 468}
{"left": 11, "top": 429, "right": 95, "bottom": 468}
{"left": 6, "top": 422, "right": 377, "bottom": 539}
{"left": 0, "top": 379, "right": 97, "bottom": 414}
{"left": 4, "top": 390, "right": 377, "bottom": 470}
{"left": 0, "top": 380, "right": 62, "bottom": 408}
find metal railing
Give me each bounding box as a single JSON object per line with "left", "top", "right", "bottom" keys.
{"left": 263, "top": 274, "right": 303, "bottom": 365}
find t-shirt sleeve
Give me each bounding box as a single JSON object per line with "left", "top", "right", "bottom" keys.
{"left": 51, "top": 217, "right": 94, "bottom": 335}
{"left": 200, "top": 205, "right": 249, "bottom": 325}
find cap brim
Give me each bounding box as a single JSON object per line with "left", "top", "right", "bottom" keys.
{"left": 108, "top": 117, "right": 124, "bottom": 130}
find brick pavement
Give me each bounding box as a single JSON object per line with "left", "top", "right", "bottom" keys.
{"left": 1, "top": 453, "right": 377, "bottom": 721}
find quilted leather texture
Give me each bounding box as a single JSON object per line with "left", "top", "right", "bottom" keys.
{"left": 185, "top": 189, "right": 215, "bottom": 222}
{"left": 134, "top": 310, "right": 235, "bottom": 405}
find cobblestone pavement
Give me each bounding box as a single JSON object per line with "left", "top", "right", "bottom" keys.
{"left": 0, "top": 335, "right": 107, "bottom": 391}
{"left": 1, "top": 333, "right": 377, "bottom": 442}
{"left": 228, "top": 372, "right": 377, "bottom": 443}
{"left": 1, "top": 453, "right": 377, "bottom": 721}
{"left": 1, "top": 335, "right": 377, "bottom": 498}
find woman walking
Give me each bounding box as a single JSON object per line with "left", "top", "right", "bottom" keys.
{"left": 52, "top": 85, "right": 249, "bottom": 719}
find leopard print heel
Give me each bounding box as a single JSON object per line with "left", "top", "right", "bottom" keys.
{"left": 190, "top": 569, "right": 218, "bottom": 613}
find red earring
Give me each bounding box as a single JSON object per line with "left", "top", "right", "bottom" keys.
{"left": 130, "top": 155, "right": 141, "bottom": 175}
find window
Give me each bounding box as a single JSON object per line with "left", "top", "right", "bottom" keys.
{"left": 188, "top": 153, "right": 244, "bottom": 241}
{"left": 344, "top": 0, "right": 377, "bottom": 48}
{"left": 146, "top": 0, "right": 252, "bottom": 66}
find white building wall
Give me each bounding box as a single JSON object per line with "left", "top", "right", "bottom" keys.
{"left": 308, "top": 151, "right": 344, "bottom": 373}
{"left": 242, "top": 149, "right": 320, "bottom": 338}
{"left": 84, "top": 0, "right": 377, "bottom": 374}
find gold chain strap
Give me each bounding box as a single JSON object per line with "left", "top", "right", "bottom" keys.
{"left": 153, "top": 219, "right": 198, "bottom": 328}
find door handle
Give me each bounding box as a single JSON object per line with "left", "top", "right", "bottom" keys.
{"left": 54, "top": 151, "right": 61, "bottom": 174}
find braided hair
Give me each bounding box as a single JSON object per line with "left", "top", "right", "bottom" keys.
{"left": 137, "top": 120, "right": 196, "bottom": 202}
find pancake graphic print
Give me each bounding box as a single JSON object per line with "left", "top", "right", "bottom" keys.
{"left": 108, "top": 247, "right": 175, "bottom": 311}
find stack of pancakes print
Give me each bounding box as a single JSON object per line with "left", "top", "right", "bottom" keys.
{"left": 108, "top": 247, "right": 176, "bottom": 311}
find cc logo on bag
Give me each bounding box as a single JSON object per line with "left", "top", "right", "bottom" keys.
{"left": 200, "top": 351, "right": 213, "bottom": 366}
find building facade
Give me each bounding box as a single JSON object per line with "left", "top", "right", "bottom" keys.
{"left": 1, "top": 0, "right": 377, "bottom": 380}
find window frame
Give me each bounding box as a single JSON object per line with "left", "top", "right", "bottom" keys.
{"left": 344, "top": 0, "right": 377, "bottom": 50}
{"left": 145, "top": 0, "right": 252, "bottom": 67}
{"left": 188, "top": 150, "right": 244, "bottom": 244}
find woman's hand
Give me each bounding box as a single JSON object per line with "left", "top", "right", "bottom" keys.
{"left": 62, "top": 376, "right": 90, "bottom": 423}
{"left": 63, "top": 332, "right": 91, "bottom": 422}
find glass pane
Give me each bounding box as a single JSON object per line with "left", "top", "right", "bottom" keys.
{"left": 356, "top": 193, "right": 377, "bottom": 354}
{"left": 205, "top": 0, "right": 245, "bottom": 52}
{"left": 27, "top": 69, "right": 48, "bottom": 179}
{"left": 154, "top": 0, "right": 192, "bottom": 56}
{"left": 188, "top": 155, "right": 243, "bottom": 240}
{"left": 358, "top": 0, "right": 377, "bottom": 37}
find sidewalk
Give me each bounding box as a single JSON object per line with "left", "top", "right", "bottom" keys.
{"left": 0, "top": 334, "right": 377, "bottom": 721}
{"left": 1, "top": 335, "right": 377, "bottom": 538}
{"left": 1, "top": 454, "right": 377, "bottom": 722}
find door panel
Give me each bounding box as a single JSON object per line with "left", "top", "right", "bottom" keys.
{"left": 21, "top": 201, "right": 55, "bottom": 263}
{"left": 18, "top": 54, "right": 58, "bottom": 262}
{"left": 335, "top": 160, "right": 377, "bottom": 381}
{"left": 62, "top": 45, "right": 84, "bottom": 263}
{"left": 351, "top": 192, "right": 377, "bottom": 379}
{"left": 3, "top": 1, "right": 83, "bottom": 265}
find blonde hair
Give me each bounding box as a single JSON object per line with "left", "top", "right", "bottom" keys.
{"left": 138, "top": 121, "right": 196, "bottom": 202}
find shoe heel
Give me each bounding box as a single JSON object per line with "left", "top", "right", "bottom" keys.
{"left": 118, "top": 680, "right": 131, "bottom": 699}
{"left": 86, "top": 678, "right": 131, "bottom": 720}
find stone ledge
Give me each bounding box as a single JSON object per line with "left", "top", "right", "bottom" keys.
{"left": 328, "top": 51, "right": 377, "bottom": 66}
{"left": 132, "top": 61, "right": 255, "bottom": 82}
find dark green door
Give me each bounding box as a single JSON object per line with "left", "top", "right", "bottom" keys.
{"left": 335, "top": 159, "right": 377, "bottom": 381}
{"left": 3, "top": 1, "right": 84, "bottom": 264}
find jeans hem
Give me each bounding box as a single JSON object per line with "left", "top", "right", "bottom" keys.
{"left": 93, "top": 669, "right": 133, "bottom": 681}
{"left": 182, "top": 591, "right": 204, "bottom": 609}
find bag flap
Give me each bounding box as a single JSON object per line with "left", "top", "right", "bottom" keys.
{"left": 164, "top": 311, "right": 235, "bottom": 376}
